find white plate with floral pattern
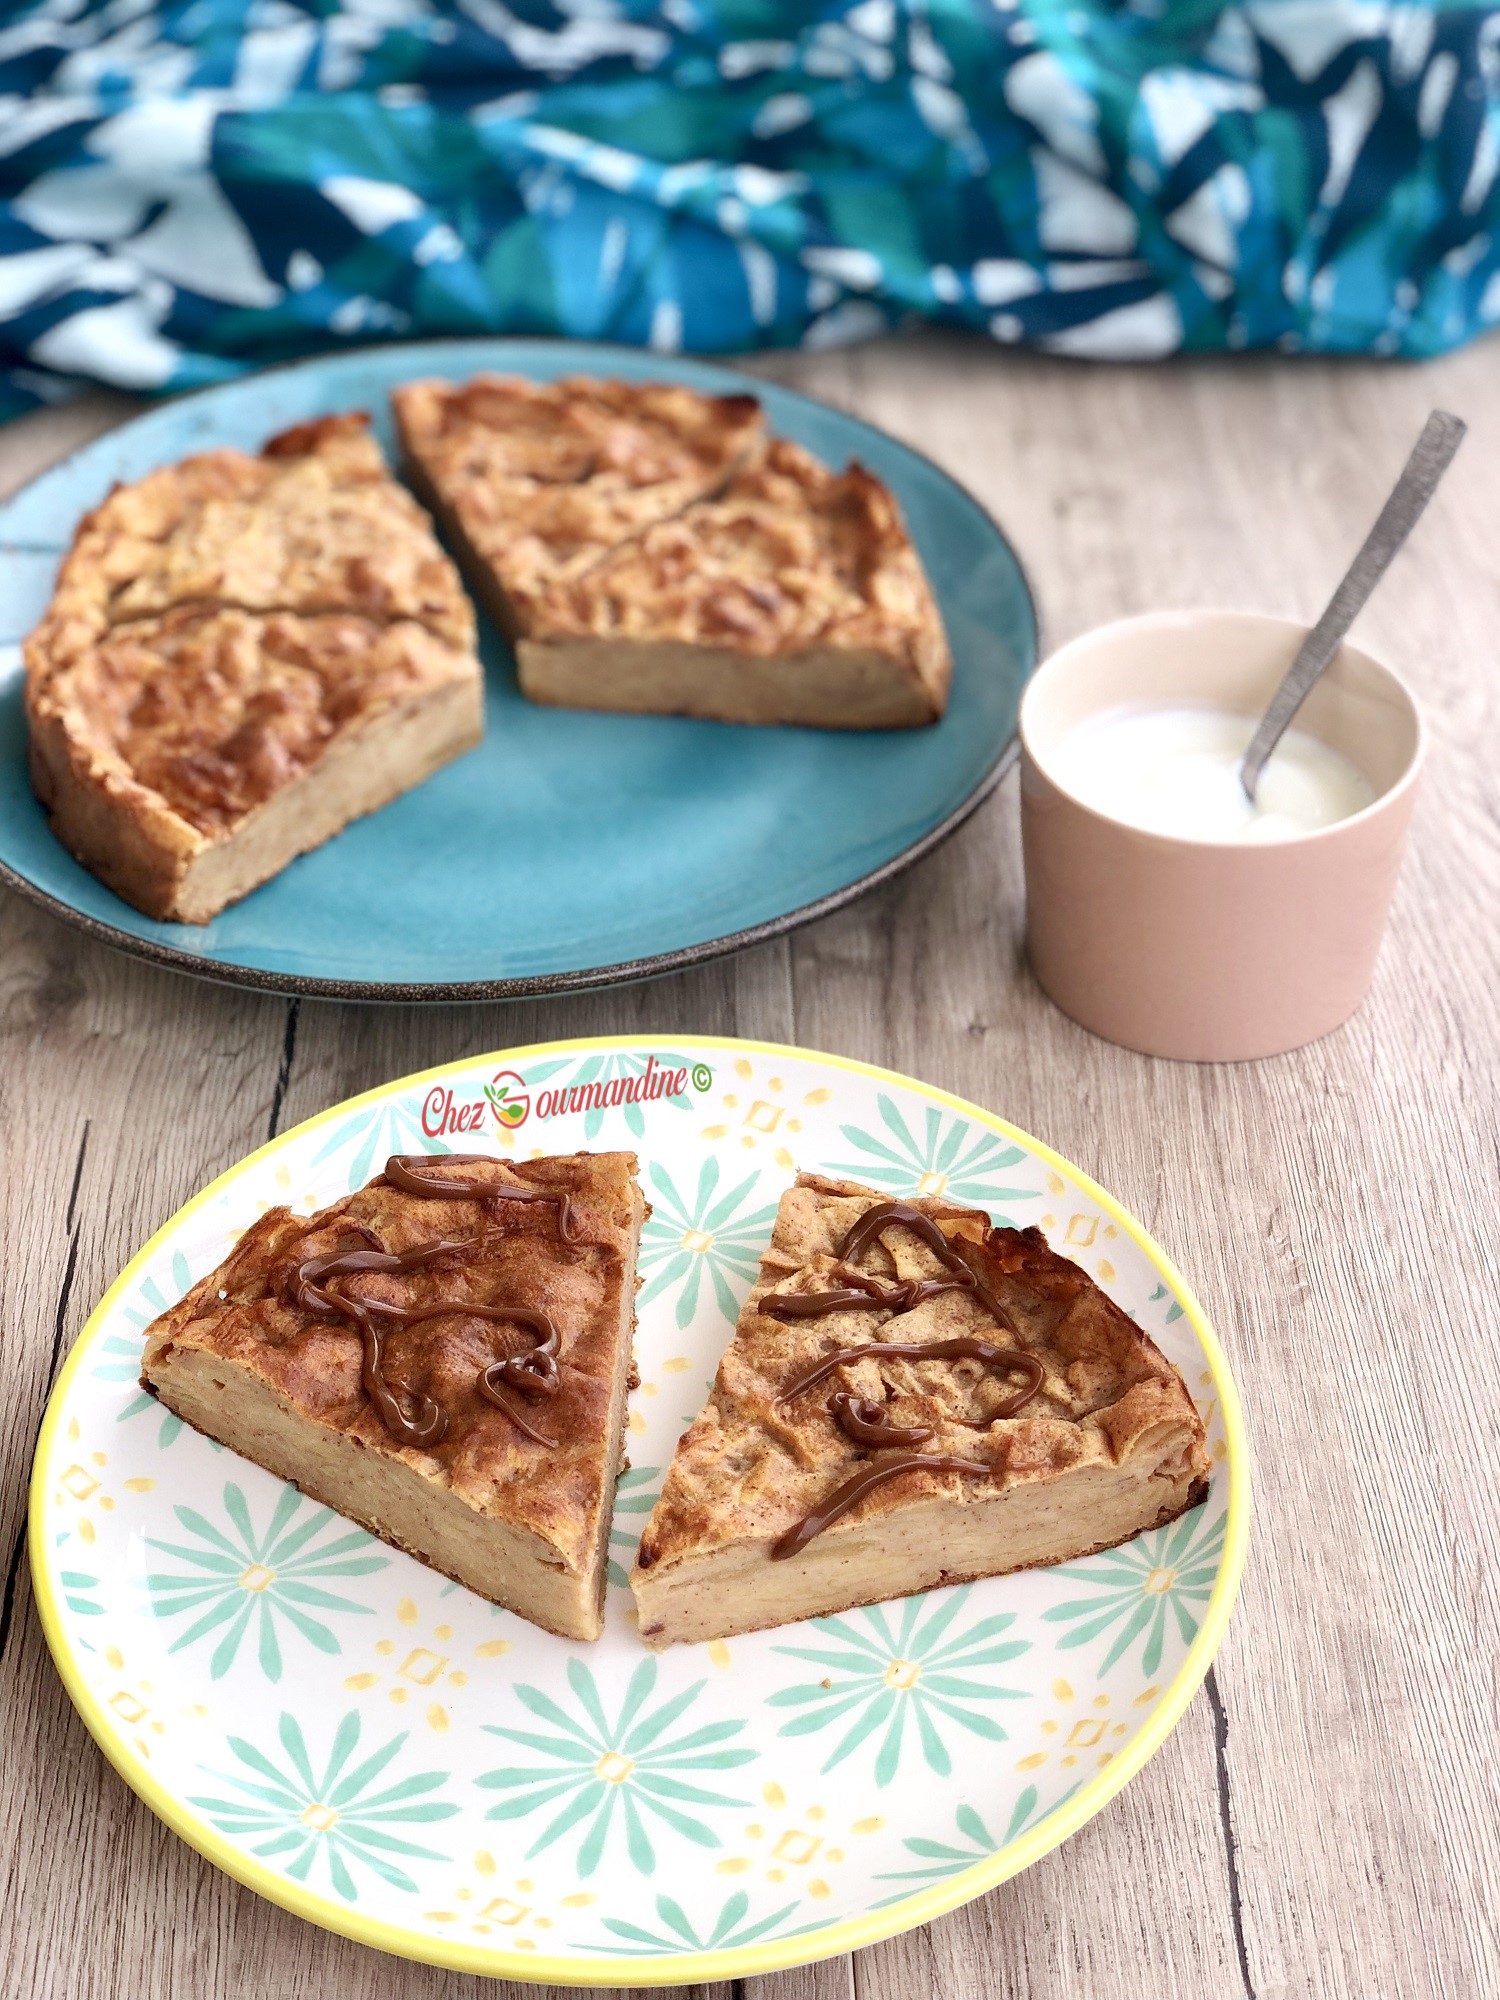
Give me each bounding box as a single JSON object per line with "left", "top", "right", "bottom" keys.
{"left": 30, "top": 1036, "right": 1248, "bottom": 1984}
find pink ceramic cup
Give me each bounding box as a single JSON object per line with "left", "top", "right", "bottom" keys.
{"left": 1019, "top": 610, "right": 1424, "bottom": 1062}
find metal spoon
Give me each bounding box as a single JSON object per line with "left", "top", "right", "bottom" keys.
{"left": 1240, "top": 409, "right": 1466, "bottom": 802}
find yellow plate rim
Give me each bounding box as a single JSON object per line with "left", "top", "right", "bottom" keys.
{"left": 30, "top": 1033, "right": 1250, "bottom": 1986}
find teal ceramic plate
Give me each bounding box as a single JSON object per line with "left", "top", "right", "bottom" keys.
{"left": 31, "top": 1036, "right": 1247, "bottom": 1983}
{"left": 0, "top": 341, "right": 1036, "bottom": 1000}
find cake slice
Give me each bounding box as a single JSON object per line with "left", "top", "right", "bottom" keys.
{"left": 631, "top": 1173, "right": 1209, "bottom": 1647}
{"left": 141, "top": 1151, "right": 644, "bottom": 1641}
{"left": 516, "top": 439, "right": 951, "bottom": 728}
{"left": 391, "top": 373, "right": 765, "bottom": 640}
{"left": 393, "top": 374, "right": 949, "bottom": 729}
{"left": 25, "top": 414, "right": 483, "bottom": 923}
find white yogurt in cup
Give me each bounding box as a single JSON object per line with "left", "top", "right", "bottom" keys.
{"left": 1048, "top": 704, "right": 1377, "bottom": 843}
{"left": 1017, "top": 610, "right": 1424, "bottom": 1060}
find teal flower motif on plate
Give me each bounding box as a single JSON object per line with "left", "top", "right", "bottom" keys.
{"left": 1043, "top": 1506, "right": 1226, "bottom": 1676}
{"left": 105, "top": 1251, "right": 194, "bottom": 1444}
{"left": 310, "top": 1093, "right": 446, "bottom": 1191}
{"left": 584, "top": 1888, "right": 801, "bottom": 1956}
{"left": 767, "top": 1589, "right": 1031, "bottom": 1787}
{"left": 637, "top": 1158, "right": 780, "bottom": 1330}
{"left": 1147, "top": 1281, "right": 1185, "bottom": 1325}
{"left": 190, "top": 1711, "right": 457, "bottom": 1902}
{"left": 144, "top": 1482, "right": 386, "bottom": 1681}
{"left": 59, "top": 1569, "right": 105, "bottom": 1618}
{"left": 607, "top": 1466, "right": 661, "bottom": 1589}
{"left": 874, "top": 1784, "right": 1081, "bottom": 1899}
{"left": 827, "top": 1096, "right": 1040, "bottom": 1214}
{"left": 538, "top": 1050, "right": 696, "bottom": 1139}
{"left": 476, "top": 1656, "right": 755, "bottom": 1876}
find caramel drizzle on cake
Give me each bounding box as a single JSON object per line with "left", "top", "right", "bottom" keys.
{"left": 766, "top": 1200, "right": 1047, "bottom": 1558}
{"left": 283, "top": 1154, "right": 576, "bottom": 1449}
{"left": 385, "top": 1152, "right": 580, "bottom": 1240}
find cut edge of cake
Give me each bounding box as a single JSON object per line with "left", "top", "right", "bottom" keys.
{"left": 28, "top": 642, "right": 482, "bottom": 924}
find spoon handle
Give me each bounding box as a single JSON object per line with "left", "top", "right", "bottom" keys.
{"left": 1240, "top": 409, "right": 1466, "bottom": 800}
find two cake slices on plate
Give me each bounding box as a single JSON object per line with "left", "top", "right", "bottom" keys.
{"left": 141, "top": 1153, "right": 1209, "bottom": 1648}
{"left": 26, "top": 374, "right": 952, "bottom": 924}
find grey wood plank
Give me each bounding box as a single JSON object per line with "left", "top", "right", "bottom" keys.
{"left": 0, "top": 892, "right": 293, "bottom": 2000}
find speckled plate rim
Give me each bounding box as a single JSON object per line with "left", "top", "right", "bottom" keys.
{"left": 0, "top": 338, "right": 1038, "bottom": 1003}
{"left": 29, "top": 1034, "right": 1249, "bottom": 1986}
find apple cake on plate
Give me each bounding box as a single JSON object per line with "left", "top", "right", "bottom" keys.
{"left": 141, "top": 1150, "right": 644, "bottom": 1642}
{"left": 631, "top": 1173, "right": 1208, "bottom": 1647}
{"left": 25, "top": 413, "right": 483, "bottom": 924}
{"left": 394, "top": 375, "right": 950, "bottom": 729}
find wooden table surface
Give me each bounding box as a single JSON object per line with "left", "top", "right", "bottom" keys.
{"left": 1, "top": 335, "right": 1496, "bottom": 2000}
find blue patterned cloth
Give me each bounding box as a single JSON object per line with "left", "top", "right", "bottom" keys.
{"left": 1, "top": 2, "right": 1498, "bottom": 417}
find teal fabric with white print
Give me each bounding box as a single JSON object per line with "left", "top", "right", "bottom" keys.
{"left": 0, "top": 1, "right": 1497, "bottom": 415}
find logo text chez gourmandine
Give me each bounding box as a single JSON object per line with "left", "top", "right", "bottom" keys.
{"left": 532, "top": 1056, "right": 692, "bottom": 1122}
{"left": 421, "top": 1056, "right": 701, "bottom": 1138}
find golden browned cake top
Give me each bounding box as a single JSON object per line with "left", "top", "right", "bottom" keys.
{"left": 528, "top": 439, "right": 950, "bottom": 669}
{"left": 25, "top": 415, "right": 477, "bottom": 841}
{"left": 393, "top": 373, "right": 764, "bottom": 601}
{"left": 142, "top": 1153, "right": 640, "bottom": 1572}
{"left": 33, "top": 414, "right": 473, "bottom": 654}
{"left": 43, "top": 608, "right": 470, "bottom": 836}
{"left": 637, "top": 1174, "right": 1208, "bottom": 1571}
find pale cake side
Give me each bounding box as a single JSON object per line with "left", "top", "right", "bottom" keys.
{"left": 517, "top": 440, "right": 952, "bottom": 728}
{"left": 631, "top": 1173, "right": 1209, "bottom": 1648}
{"left": 391, "top": 373, "right": 765, "bottom": 639}
{"left": 141, "top": 1152, "right": 643, "bottom": 1642}
{"left": 24, "top": 415, "right": 482, "bottom": 924}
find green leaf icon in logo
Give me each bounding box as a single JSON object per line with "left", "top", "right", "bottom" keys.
{"left": 485, "top": 1073, "right": 528, "bottom": 1129}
